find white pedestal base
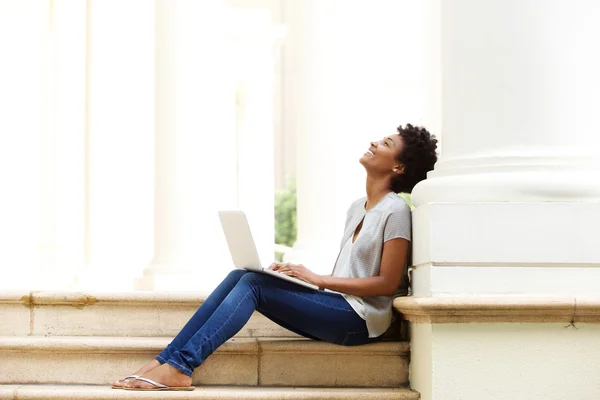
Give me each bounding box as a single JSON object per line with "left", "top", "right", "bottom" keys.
{"left": 412, "top": 265, "right": 600, "bottom": 298}
{"left": 412, "top": 202, "right": 600, "bottom": 297}
{"left": 410, "top": 201, "right": 600, "bottom": 399}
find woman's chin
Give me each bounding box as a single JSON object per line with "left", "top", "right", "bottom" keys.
{"left": 359, "top": 156, "right": 374, "bottom": 169}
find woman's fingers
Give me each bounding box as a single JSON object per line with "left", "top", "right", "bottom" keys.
{"left": 269, "top": 262, "right": 306, "bottom": 277}
{"left": 276, "top": 264, "right": 294, "bottom": 276}
{"left": 269, "top": 262, "right": 292, "bottom": 272}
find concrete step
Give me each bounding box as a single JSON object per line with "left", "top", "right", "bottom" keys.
{"left": 0, "top": 385, "right": 420, "bottom": 400}
{"left": 2, "top": 290, "right": 406, "bottom": 339}
{"left": 0, "top": 336, "right": 410, "bottom": 388}
{"left": 1, "top": 290, "right": 297, "bottom": 338}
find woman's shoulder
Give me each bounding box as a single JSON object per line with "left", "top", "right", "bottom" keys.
{"left": 376, "top": 193, "right": 411, "bottom": 215}
{"left": 348, "top": 194, "right": 410, "bottom": 217}
{"left": 347, "top": 196, "right": 367, "bottom": 212}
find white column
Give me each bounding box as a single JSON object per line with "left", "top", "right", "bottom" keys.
{"left": 413, "top": 1, "right": 600, "bottom": 206}
{"left": 409, "top": 1, "right": 600, "bottom": 399}
{"left": 136, "top": 0, "right": 238, "bottom": 292}
{"left": 229, "top": 10, "right": 281, "bottom": 267}
{"left": 0, "top": 1, "right": 46, "bottom": 289}
{"left": 283, "top": 0, "right": 433, "bottom": 274}
{"left": 411, "top": 0, "right": 600, "bottom": 297}
{"left": 77, "top": 0, "right": 155, "bottom": 290}
{"left": 40, "top": 0, "right": 87, "bottom": 289}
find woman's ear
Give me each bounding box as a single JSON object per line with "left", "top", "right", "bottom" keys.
{"left": 393, "top": 165, "right": 405, "bottom": 174}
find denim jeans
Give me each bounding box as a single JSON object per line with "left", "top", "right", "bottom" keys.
{"left": 156, "top": 269, "right": 380, "bottom": 376}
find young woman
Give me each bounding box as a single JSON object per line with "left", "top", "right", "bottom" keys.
{"left": 113, "top": 123, "right": 438, "bottom": 391}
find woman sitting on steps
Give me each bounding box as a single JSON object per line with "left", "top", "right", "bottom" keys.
{"left": 112, "top": 123, "right": 438, "bottom": 391}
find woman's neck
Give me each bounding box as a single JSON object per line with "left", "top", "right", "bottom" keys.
{"left": 364, "top": 175, "right": 393, "bottom": 210}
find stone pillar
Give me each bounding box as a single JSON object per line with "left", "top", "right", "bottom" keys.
{"left": 283, "top": 0, "right": 434, "bottom": 274}
{"left": 409, "top": 1, "right": 600, "bottom": 399}
{"left": 76, "top": 0, "right": 155, "bottom": 290}
{"left": 136, "top": 0, "right": 238, "bottom": 291}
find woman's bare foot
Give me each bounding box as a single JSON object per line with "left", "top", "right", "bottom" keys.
{"left": 126, "top": 363, "right": 193, "bottom": 389}
{"left": 112, "top": 359, "right": 161, "bottom": 388}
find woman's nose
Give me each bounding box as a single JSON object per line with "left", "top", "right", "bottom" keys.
{"left": 370, "top": 140, "right": 378, "bottom": 147}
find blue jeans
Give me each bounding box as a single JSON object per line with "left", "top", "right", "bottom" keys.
{"left": 156, "top": 269, "right": 380, "bottom": 376}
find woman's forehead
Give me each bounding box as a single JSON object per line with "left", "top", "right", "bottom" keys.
{"left": 390, "top": 134, "right": 404, "bottom": 147}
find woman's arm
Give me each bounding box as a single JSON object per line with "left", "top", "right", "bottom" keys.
{"left": 272, "top": 237, "right": 410, "bottom": 297}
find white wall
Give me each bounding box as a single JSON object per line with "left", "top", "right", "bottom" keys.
{"left": 412, "top": 323, "right": 600, "bottom": 400}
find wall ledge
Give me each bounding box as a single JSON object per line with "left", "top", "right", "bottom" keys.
{"left": 393, "top": 296, "right": 600, "bottom": 323}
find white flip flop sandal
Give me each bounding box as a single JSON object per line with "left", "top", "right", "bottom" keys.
{"left": 111, "top": 375, "right": 140, "bottom": 389}
{"left": 123, "top": 376, "right": 195, "bottom": 391}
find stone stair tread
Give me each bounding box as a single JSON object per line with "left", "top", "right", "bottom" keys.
{"left": 0, "top": 385, "right": 420, "bottom": 400}
{"left": 1, "top": 290, "right": 407, "bottom": 339}
{"left": 0, "top": 290, "right": 303, "bottom": 338}
{"left": 0, "top": 336, "right": 409, "bottom": 388}
{"left": 3, "top": 289, "right": 291, "bottom": 338}
{"left": 0, "top": 336, "right": 409, "bottom": 354}
{"left": 21, "top": 290, "right": 212, "bottom": 306}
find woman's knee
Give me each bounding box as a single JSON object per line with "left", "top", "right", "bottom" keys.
{"left": 238, "top": 271, "right": 271, "bottom": 287}
{"left": 225, "top": 269, "right": 248, "bottom": 283}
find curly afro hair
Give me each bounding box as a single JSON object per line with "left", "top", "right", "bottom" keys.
{"left": 390, "top": 124, "right": 438, "bottom": 193}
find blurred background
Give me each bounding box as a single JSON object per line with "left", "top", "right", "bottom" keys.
{"left": 0, "top": 0, "right": 440, "bottom": 292}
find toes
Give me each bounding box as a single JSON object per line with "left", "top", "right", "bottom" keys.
{"left": 122, "top": 379, "right": 136, "bottom": 388}
{"left": 125, "top": 378, "right": 148, "bottom": 389}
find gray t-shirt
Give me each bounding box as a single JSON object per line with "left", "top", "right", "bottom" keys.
{"left": 332, "top": 192, "right": 411, "bottom": 338}
{"left": 328, "top": 237, "right": 367, "bottom": 319}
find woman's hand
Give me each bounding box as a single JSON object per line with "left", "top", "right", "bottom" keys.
{"left": 269, "top": 262, "right": 324, "bottom": 287}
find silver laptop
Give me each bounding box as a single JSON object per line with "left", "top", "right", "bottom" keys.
{"left": 218, "top": 210, "right": 319, "bottom": 290}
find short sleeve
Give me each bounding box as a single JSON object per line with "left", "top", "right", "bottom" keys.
{"left": 383, "top": 208, "right": 411, "bottom": 242}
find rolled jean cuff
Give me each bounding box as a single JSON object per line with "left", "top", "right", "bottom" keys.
{"left": 155, "top": 355, "right": 168, "bottom": 364}
{"left": 165, "top": 359, "right": 193, "bottom": 377}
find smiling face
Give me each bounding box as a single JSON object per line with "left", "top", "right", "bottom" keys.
{"left": 359, "top": 134, "right": 405, "bottom": 175}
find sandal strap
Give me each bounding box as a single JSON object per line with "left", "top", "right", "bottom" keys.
{"left": 124, "top": 375, "right": 140, "bottom": 380}
{"left": 133, "top": 377, "right": 168, "bottom": 388}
